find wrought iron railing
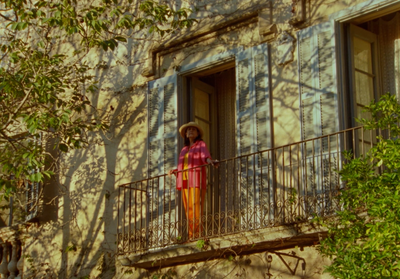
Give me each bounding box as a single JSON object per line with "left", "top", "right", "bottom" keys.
{"left": 117, "top": 126, "right": 381, "bottom": 255}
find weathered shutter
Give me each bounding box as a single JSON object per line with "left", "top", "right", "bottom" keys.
{"left": 297, "top": 21, "right": 340, "bottom": 216}
{"left": 236, "top": 44, "right": 271, "bottom": 156}
{"left": 299, "top": 21, "right": 338, "bottom": 140}
{"left": 236, "top": 43, "right": 272, "bottom": 227}
{"left": 236, "top": 47, "right": 255, "bottom": 156}
{"left": 253, "top": 43, "right": 271, "bottom": 152}
{"left": 236, "top": 47, "right": 254, "bottom": 228}
{"left": 147, "top": 74, "right": 178, "bottom": 245}
{"left": 252, "top": 43, "right": 273, "bottom": 223}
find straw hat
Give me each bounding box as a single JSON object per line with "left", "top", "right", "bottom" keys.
{"left": 179, "top": 122, "right": 204, "bottom": 138}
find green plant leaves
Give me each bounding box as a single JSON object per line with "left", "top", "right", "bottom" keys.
{"left": 319, "top": 94, "right": 400, "bottom": 278}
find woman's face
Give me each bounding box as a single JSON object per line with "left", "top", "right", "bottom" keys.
{"left": 186, "top": 126, "right": 199, "bottom": 140}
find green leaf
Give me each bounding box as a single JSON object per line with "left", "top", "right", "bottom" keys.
{"left": 115, "top": 36, "right": 127, "bottom": 42}
{"left": 59, "top": 144, "right": 69, "bottom": 152}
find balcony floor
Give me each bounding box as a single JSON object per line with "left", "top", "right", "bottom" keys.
{"left": 118, "top": 222, "right": 327, "bottom": 270}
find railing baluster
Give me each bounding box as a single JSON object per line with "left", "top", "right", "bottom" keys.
{"left": 246, "top": 155, "right": 249, "bottom": 230}
{"left": 252, "top": 153, "right": 256, "bottom": 229}
{"left": 319, "top": 136, "right": 323, "bottom": 217}
{"left": 123, "top": 186, "right": 126, "bottom": 252}
{"left": 282, "top": 147, "right": 285, "bottom": 223}
{"left": 328, "top": 135, "right": 332, "bottom": 216}
{"left": 117, "top": 185, "right": 120, "bottom": 254}
{"left": 225, "top": 160, "right": 228, "bottom": 234}
{"left": 268, "top": 150, "right": 271, "bottom": 226}
{"left": 272, "top": 149, "right": 276, "bottom": 222}
{"left": 134, "top": 184, "right": 137, "bottom": 251}
{"left": 289, "top": 145, "right": 292, "bottom": 222}
{"left": 260, "top": 152, "right": 263, "bottom": 227}
{"left": 218, "top": 163, "right": 222, "bottom": 236}
{"left": 296, "top": 143, "right": 301, "bottom": 218}
{"left": 128, "top": 184, "right": 132, "bottom": 252}
{"left": 211, "top": 162, "right": 215, "bottom": 237}
{"left": 239, "top": 157, "right": 242, "bottom": 233}
{"left": 162, "top": 176, "right": 165, "bottom": 245}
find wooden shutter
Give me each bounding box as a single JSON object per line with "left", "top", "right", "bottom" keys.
{"left": 147, "top": 74, "right": 178, "bottom": 243}
{"left": 253, "top": 44, "right": 271, "bottom": 152}
{"left": 236, "top": 47, "right": 255, "bottom": 156}
{"left": 298, "top": 21, "right": 338, "bottom": 140}
{"left": 297, "top": 21, "right": 340, "bottom": 216}
{"left": 236, "top": 43, "right": 272, "bottom": 227}
{"left": 236, "top": 43, "right": 271, "bottom": 157}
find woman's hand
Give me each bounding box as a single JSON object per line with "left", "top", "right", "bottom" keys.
{"left": 168, "top": 169, "right": 177, "bottom": 176}
{"left": 206, "top": 158, "right": 219, "bottom": 168}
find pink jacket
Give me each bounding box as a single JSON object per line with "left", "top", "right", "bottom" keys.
{"left": 175, "top": 140, "right": 212, "bottom": 190}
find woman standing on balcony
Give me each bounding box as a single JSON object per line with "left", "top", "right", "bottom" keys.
{"left": 169, "top": 122, "right": 218, "bottom": 240}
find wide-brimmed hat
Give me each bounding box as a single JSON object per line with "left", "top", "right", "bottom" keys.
{"left": 179, "top": 122, "right": 204, "bottom": 138}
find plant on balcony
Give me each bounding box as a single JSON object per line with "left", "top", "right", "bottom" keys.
{"left": 318, "top": 93, "right": 400, "bottom": 278}
{"left": 0, "top": 0, "right": 196, "bottom": 204}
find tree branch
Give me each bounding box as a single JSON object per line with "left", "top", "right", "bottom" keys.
{"left": 0, "top": 12, "right": 14, "bottom": 22}
{"left": 2, "top": 85, "right": 35, "bottom": 131}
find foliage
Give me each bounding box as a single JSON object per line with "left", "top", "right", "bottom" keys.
{"left": 319, "top": 93, "right": 400, "bottom": 278}
{"left": 196, "top": 239, "right": 205, "bottom": 249}
{"left": 196, "top": 238, "right": 209, "bottom": 250}
{"left": 0, "top": 0, "right": 196, "bottom": 202}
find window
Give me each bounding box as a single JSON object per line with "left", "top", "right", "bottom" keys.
{"left": 296, "top": 6, "right": 400, "bottom": 210}
{"left": 0, "top": 134, "right": 41, "bottom": 227}
{"left": 347, "top": 12, "right": 400, "bottom": 154}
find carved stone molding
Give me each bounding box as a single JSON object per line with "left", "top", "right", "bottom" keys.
{"left": 141, "top": 1, "right": 275, "bottom": 78}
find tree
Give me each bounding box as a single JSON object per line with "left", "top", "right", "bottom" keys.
{"left": 318, "top": 93, "right": 400, "bottom": 278}
{"left": 0, "top": 0, "right": 196, "bottom": 202}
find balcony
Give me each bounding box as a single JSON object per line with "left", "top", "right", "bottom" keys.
{"left": 0, "top": 226, "right": 24, "bottom": 278}
{"left": 117, "top": 126, "right": 379, "bottom": 269}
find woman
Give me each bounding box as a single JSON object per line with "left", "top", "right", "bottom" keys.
{"left": 169, "top": 122, "right": 218, "bottom": 240}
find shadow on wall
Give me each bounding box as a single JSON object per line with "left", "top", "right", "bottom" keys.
{"left": 142, "top": 248, "right": 330, "bottom": 279}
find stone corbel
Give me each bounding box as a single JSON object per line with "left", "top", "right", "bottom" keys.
{"left": 289, "top": 0, "right": 306, "bottom": 26}
{"left": 258, "top": 1, "right": 276, "bottom": 42}
{"left": 276, "top": 31, "right": 295, "bottom": 66}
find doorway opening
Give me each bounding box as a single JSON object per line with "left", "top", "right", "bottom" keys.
{"left": 180, "top": 62, "right": 237, "bottom": 233}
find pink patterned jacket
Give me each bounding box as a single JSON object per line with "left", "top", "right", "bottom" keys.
{"left": 174, "top": 140, "right": 212, "bottom": 190}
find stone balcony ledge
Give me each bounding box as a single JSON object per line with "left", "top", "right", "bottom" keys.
{"left": 118, "top": 222, "right": 327, "bottom": 270}
{"left": 0, "top": 225, "right": 25, "bottom": 279}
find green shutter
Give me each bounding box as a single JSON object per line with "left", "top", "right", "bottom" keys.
{"left": 236, "top": 43, "right": 272, "bottom": 227}
{"left": 147, "top": 74, "right": 178, "bottom": 243}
